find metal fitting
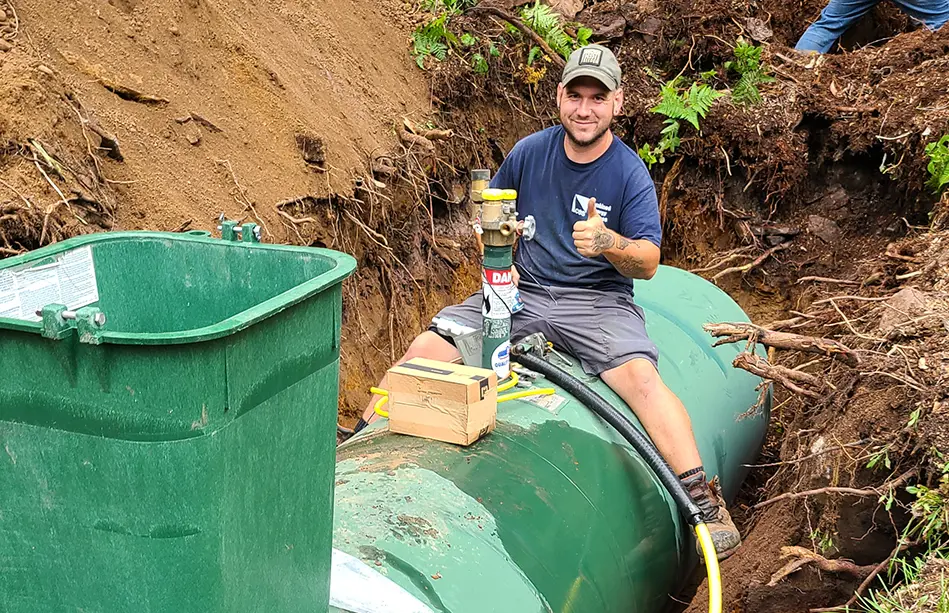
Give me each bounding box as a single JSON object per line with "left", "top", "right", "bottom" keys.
{"left": 34, "top": 309, "right": 107, "bottom": 326}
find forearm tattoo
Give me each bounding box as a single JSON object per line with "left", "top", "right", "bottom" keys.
{"left": 609, "top": 238, "right": 650, "bottom": 278}
{"left": 613, "top": 254, "right": 650, "bottom": 277}
{"left": 592, "top": 228, "right": 616, "bottom": 252}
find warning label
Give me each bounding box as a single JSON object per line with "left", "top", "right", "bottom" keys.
{"left": 481, "top": 273, "right": 510, "bottom": 321}
{"left": 483, "top": 267, "right": 522, "bottom": 316}
{"left": 0, "top": 246, "right": 99, "bottom": 322}
{"left": 526, "top": 393, "right": 568, "bottom": 414}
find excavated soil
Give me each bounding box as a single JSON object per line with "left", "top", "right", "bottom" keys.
{"left": 0, "top": 0, "right": 468, "bottom": 414}
{"left": 3, "top": 0, "right": 949, "bottom": 610}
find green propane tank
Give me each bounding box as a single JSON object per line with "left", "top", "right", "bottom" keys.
{"left": 330, "top": 265, "right": 770, "bottom": 613}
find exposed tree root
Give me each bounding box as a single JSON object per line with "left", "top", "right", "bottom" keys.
{"left": 752, "top": 468, "right": 917, "bottom": 510}
{"left": 705, "top": 322, "right": 861, "bottom": 366}
{"left": 768, "top": 546, "right": 875, "bottom": 586}
{"left": 733, "top": 352, "right": 829, "bottom": 399}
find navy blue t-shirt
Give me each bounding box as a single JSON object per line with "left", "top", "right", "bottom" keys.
{"left": 489, "top": 125, "right": 661, "bottom": 294}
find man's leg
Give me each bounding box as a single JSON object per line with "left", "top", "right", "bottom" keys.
{"left": 795, "top": 0, "right": 880, "bottom": 53}
{"left": 549, "top": 288, "right": 741, "bottom": 559}
{"left": 599, "top": 360, "right": 701, "bottom": 475}
{"left": 600, "top": 359, "right": 741, "bottom": 559}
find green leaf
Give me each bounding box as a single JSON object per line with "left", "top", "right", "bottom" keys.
{"left": 638, "top": 143, "right": 660, "bottom": 169}
{"left": 732, "top": 72, "right": 762, "bottom": 106}
{"left": 925, "top": 135, "right": 949, "bottom": 194}
{"left": 577, "top": 27, "right": 593, "bottom": 46}
{"left": 460, "top": 32, "right": 477, "bottom": 46}
{"left": 527, "top": 45, "right": 543, "bottom": 66}
{"left": 471, "top": 53, "right": 489, "bottom": 74}
{"left": 519, "top": 0, "right": 574, "bottom": 59}
{"left": 726, "top": 38, "right": 774, "bottom": 106}
{"left": 908, "top": 407, "right": 921, "bottom": 428}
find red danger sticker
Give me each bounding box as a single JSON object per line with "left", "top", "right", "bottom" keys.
{"left": 487, "top": 269, "right": 512, "bottom": 285}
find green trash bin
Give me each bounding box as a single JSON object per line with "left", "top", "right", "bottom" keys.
{"left": 0, "top": 229, "right": 356, "bottom": 612}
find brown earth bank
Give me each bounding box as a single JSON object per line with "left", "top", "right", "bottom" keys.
{"left": 3, "top": 0, "right": 949, "bottom": 611}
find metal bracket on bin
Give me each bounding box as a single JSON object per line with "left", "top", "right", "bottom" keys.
{"left": 218, "top": 216, "right": 262, "bottom": 243}
{"left": 38, "top": 304, "right": 107, "bottom": 343}
{"left": 76, "top": 306, "right": 107, "bottom": 345}
{"left": 39, "top": 304, "right": 73, "bottom": 340}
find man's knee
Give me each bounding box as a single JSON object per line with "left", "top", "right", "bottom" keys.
{"left": 400, "top": 331, "right": 461, "bottom": 364}
{"left": 602, "top": 358, "right": 662, "bottom": 405}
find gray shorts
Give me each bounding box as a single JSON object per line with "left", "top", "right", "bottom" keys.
{"left": 428, "top": 281, "right": 659, "bottom": 376}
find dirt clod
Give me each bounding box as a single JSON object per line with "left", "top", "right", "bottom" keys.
{"left": 806, "top": 215, "right": 841, "bottom": 243}
{"left": 295, "top": 133, "right": 326, "bottom": 170}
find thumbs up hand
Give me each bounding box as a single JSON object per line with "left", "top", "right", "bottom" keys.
{"left": 572, "top": 197, "right": 616, "bottom": 257}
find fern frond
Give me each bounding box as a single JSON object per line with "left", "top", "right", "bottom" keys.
{"left": 520, "top": 0, "right": 576, "bottom": 58}
{"left": 658, "top": 119, "right": 681, "bottom": 153}
{"left": 730, "top": 39, "right": 763, "bottom": 75}
{"left": 651, "top": 84, "right": 691, "bottom": 120}
{"left": 687, "top": 83, "right": 723, "bottom": 119}
{"left": 527, "top": 45, "right": 543, "bottom": 66}
{"left": 412, "top": 22, "right": 449, "bottom": 68}
{"left": 726, "top": 39, "right": 774, "bottom": 106}
{"left": 732, "top": 73, "right": 761, "bottom": 106}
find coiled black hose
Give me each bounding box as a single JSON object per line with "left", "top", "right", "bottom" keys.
{"left": 514, "top": 351, "right": 706, "bottom": 528}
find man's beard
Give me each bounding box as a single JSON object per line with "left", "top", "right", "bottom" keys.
{"left": 563, "top": 120, "right": 610, "bottom": 148}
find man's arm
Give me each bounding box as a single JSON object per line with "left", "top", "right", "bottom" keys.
{"left": 572, "top": 197, "right": 660, "bottom": 279}
{"left": 594, "top": 228, "right": 660, "bottom": 279}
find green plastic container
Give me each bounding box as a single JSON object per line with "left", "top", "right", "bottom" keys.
{"left": 330, "top": 265, "right": 770, "bottom": 613}
{"left": 0, "top": 230, "right": 355, "bottom": 612}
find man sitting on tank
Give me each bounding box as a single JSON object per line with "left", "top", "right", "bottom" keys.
{"left": 353, "top": 44, "right": 741, "bottom": 560}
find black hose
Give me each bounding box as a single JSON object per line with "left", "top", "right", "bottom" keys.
{"left": 514, "top": 351, "right": 706, "bottom": 528}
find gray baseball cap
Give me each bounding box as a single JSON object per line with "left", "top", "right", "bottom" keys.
{"left": 561, "top": 44, "right": 622, "bottom": 91}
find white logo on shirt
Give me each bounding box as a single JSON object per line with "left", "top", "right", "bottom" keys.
{"left": 571, "top": 194, "right": 612, "bottom": 223}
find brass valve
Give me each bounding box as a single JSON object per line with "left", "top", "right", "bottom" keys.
{"left": 478, "top": 188, "right": 519, "bottom": 247}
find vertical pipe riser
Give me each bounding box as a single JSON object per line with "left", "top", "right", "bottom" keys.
{"left": 482, "top": 245, "right": 512, "bottom": 380}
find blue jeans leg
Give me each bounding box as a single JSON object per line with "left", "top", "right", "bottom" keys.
{"left": 891, "top": 0, "right": 949, "bottom": 29}
{"left": 795, "top": 0, "right": 880, "bottom": 53}
{"left": 796, "top": 0, "right": 949, "bottom": 53}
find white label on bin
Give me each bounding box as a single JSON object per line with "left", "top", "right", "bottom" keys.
{"left": 0, "top": 246, "right": 99, "bottom": 322}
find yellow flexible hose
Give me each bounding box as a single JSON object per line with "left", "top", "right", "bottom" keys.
{"left": 498, "top": 388, "right": 555, "bottom": 403}
{"left": 373, "top": 395, "right": 389, "bottom": 418}
{"left": 694, "top": 523, "right": 722, "bottom": 613}
{"left": 497, "top": 371, "right": 519, "bottom": 392}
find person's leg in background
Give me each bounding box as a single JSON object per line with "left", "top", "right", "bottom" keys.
{"left": 891, "top": 0, "right": 949, "bottom": 31}
{"left": 795, "top": 0, "right": 881, "bottom": 53}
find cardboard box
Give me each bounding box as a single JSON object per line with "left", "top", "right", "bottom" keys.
{"left": 386, "top": 357, "right": 498, "bottom": 446}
